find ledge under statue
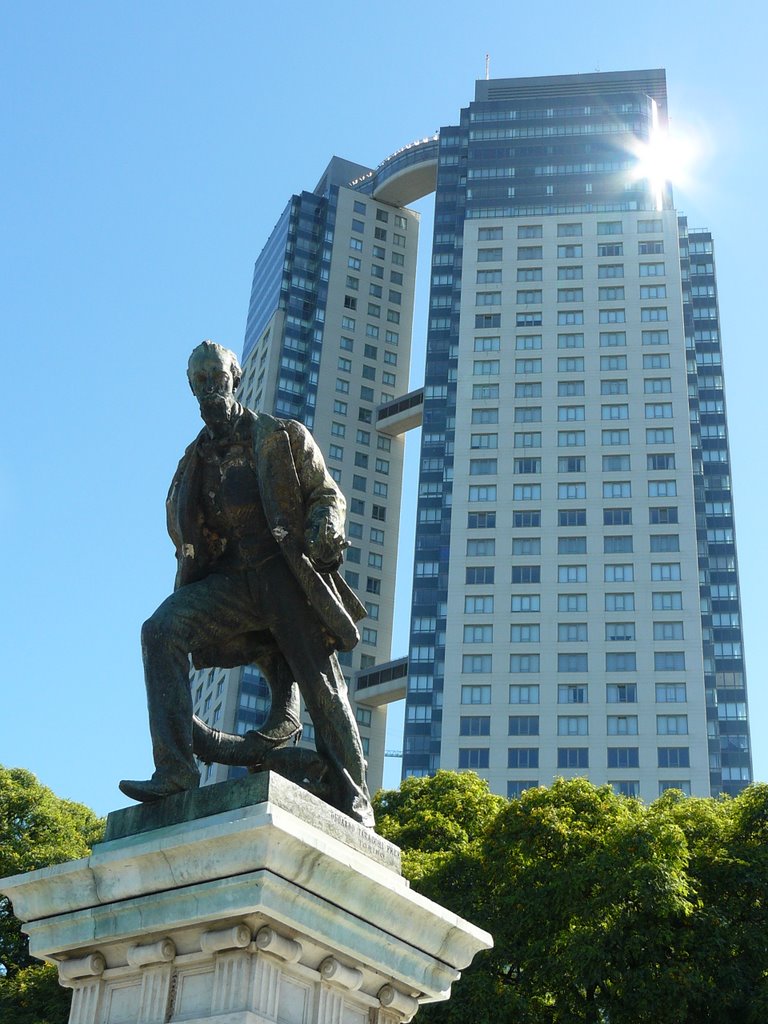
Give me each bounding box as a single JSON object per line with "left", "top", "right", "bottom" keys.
{"left": 120, "top": 340, "right": 374, "bottom": 827}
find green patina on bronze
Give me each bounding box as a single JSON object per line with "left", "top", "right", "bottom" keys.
{"left": 120, "top": 341, "right": 374, "bottom": 827}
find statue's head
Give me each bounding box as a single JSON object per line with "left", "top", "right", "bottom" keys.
{"left": 187, "top": 340, "right": 242, "bottom": 394}
{"left": 187, "top": 341, "right": 242, "bottom": 430}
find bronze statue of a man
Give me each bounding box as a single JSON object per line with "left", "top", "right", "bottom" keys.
{"left": 120, "top": 341, "right": 374, "bottom": 827}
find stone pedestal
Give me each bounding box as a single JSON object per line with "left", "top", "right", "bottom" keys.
{"left": 0, "top": 773, "right": 492, "bottom": 1024}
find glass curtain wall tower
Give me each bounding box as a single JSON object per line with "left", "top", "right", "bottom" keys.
{"left": 190, "top": 157, "right": 419, "bottom": 793}
{"left": 402, "top": 71, "right": 752, "bottom": 799}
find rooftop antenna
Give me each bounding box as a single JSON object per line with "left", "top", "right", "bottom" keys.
{"left": 485, "top": 53, "right": 490, "bottom": 80}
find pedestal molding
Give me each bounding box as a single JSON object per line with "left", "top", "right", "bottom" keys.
{"left": 0, "top": 777, "right": 492, "bottom": 1024}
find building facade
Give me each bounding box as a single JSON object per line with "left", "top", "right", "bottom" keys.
{"left": 401, "top": 71, "right": 752, "bottom": 799}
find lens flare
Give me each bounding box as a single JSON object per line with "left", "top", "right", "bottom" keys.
{"left": 630, "top": 125, "right": 701, "bottom": 211}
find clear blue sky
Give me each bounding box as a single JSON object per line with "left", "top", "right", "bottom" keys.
{"left": 2, "top": 1, "right": 766, "bottom": 817}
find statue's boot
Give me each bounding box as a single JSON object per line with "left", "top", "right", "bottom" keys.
{"left": 193, "top": 654, "right": 302, "bottom": 766}
{"left": 119, "top": 769, "right": 200, "bottom": 802}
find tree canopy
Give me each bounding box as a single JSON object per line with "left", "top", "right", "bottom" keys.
{"left": 374, "top": 772, "right": 768, "bottom": 1024}
{"left": 0, "top": 766, "right": 104, "bottom": 1024}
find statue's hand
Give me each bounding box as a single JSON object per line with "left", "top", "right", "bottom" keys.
{"left": 305, "top": 518, "right": 347, "bottom": 571}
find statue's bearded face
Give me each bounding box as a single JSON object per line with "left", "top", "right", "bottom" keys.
{"left": 188, "top": 350, "right": 237, "bottom": 424}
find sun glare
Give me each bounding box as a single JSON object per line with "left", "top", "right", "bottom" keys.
{"left": 630, "top": 125, "right": 700, "bottom": 211}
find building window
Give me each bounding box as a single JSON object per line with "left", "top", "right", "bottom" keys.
{"left": 469, "top": 485, "right": 498, "bottom": 502}
{"left": 558, "top": 431, "right": 586, "bottom": 448}
{"left": 558, "top": 621, "right": 588, "bottom": 641}
{"left": 512, "top": 537, "right": 541, "bottom": 555}
{"left": 558, "top": 405, "right": 586, "bottom": 421}
{"left": 557, "top": 311, "right": 584, "bottom": 325}
{"left": 510, "top": 624, "right": 540, "bottom": 643}
{"left": 654, "top": 652, "right": 686, "bottom": 671}
{"left": 607, "top": 715, "right": 638, "bottom": 735}
{"left": 509, "top": 685, "right": 540, "bottom": 704}
{"left": 508, "top": 748, "right": 539, "bottom": 769}
{"left": 641, "top": 285, "right": 667, "bottom": 299}
{"left": 458, "top": 748, "right": 490, "bottom": 769}
{"left": 558, "top": 565, "right": 587, "bottom": 583}
{"left": 558, "top": 509, "right": 586, "bottom": 526}
{"left": 511, "top": 566, "right": 541, "bottom": 584}
{"left": 508, "top": 715, "right": 539, "bottom": 736}
{"left": 558, "top": 357, "right": 584, "bottom": 372}
{"left": 606, "top": 652, "right": 637, "bottom": 672}
{"left": 603, "top": 481, "right": 631, "bottom": 498}
{"left": 649, "top": 506, "right": 679, "bottom": 526}
{"left": 466, "top": 566, "right": 495, "bottom": 585}
{"left": 648, "top": 480, "right": 677, "bottom": 497}
{"left": 658, "top": 747, "right": 690, "bottom": 768}
{"left": 558, "top": 483, "right": 586, "bottom": 500}
{"left": 657, "top": 715, "right": 688, "bottom": 735}
{"left": 461, "top": 716, "right": 491, "bottom": 736}
{"left": 601, "top": 379, "right": 628, "bottom": 395}
{"left": 558, "top": 653, "right": 588, "bottom": 673}
{"left": 605, "top": 593, "right": 634, "bottom": 612}
{"left": 647, "top": 454, "right": 675, "bottom": 471}
{"left": 557, "top": 747, "right": 589, "bottom": 768}
{"left": 602, "top": 430, "right": 630, "bottom": 445}
{"left": 558, "top": 537, "right": 587, "bottom": 555}
{"left": 598, "top": 264, "right": 624, "bottom": 278}
{"left": 461, "top": 685, "right": 491, "bottom": 705}
{"left": 558, "top": 684, "right": 588, "bottom": 704}
{"left": 558, "top": 716, "right": 588, "bottom": 736}
{"left": 510, "top": 654, "right": 540, "bottom": 673}
{"left": 651, "top": 532, "right": 679, "bottom": 557}
{"left": 604, "top": 535, "right": 633, "bottom": 553}
{"left": 558, "top": 455, "right": 586, "bottom": 472}
{"left": 604, "top": 565, "right": 634, "bottom": 583}
{"left": 607, "top": 683, "right": 637, "bottom": 703}
{"left": 651, "top": 563, "right": 682, "bottom": 581}
{"left": 607, "top": 748, "right": 639, "bottom": 768}
{"left": 642, "top": 330, "right": 669, "bottom": 346}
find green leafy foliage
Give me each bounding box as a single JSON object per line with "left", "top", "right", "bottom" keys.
{"left": 0, "top": 766, "right": 104, "bottom": 1024}
{"left": 0, "top": 962, "right": 71, "bottom": 1024}
{"left": 375, "top": 773, "right": 768, "bottom": 1024}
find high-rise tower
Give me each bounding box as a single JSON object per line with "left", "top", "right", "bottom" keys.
{"left": 190, "top": 157, "right": 420, "bottom": 792}
{"left": 401, "top": 71, "right": 752, "bottom": 799}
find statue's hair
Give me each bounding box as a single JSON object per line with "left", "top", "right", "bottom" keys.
{"left": 187, "top": 340, "right": 242, "bottom": 391}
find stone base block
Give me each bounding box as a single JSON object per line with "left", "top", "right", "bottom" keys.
{"left": 1, "top": 773, "right": 492, "bottom": 1024}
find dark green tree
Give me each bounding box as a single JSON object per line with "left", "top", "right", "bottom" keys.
{"left": 660, "top": 786, "right": 768, "bottom": 1022}
{"left": 375, "top": 772, "right": 768, "bottom": 1024}
{"left": 0, "top": 766, "right": 104, "bottom": 1024}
